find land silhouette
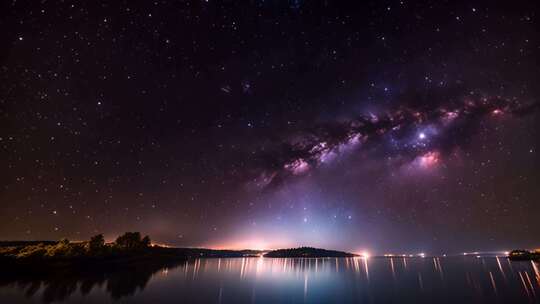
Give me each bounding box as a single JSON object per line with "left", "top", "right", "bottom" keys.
{"left": 264, "top": 247, "right": 356, "bottom": 258}
{"left": 508, "top": 249, "right": 540, "bottom": 261}
{"left": 0, "top": 232, "right": 265, "bottom": 273}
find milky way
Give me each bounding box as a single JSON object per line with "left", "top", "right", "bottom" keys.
{"left": 1, "top": 1, "right": 539, "bottom": 254}
{"left": 255, "top": 93, "right": 537, "bottom": 189}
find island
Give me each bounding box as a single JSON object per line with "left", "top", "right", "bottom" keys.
{"left": 508, "top": 249, "right": 540, "bottom": 261}
{"left": 263, "top": 247, "right": 357, "bottom": 258}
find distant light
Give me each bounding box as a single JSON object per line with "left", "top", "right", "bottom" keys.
{"left": 418, "top": 132, "right": 426, "bottom": 139}
{"left": 361, "top": 251, "right": 370, "bottom": 259}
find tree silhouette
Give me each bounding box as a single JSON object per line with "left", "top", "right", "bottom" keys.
{"left": 89, "top": 234, "right": 105, "bottom": 252}
{"left": 141, "top": 235, "right": 151, "bottom": 247}
{"left": 114, "top": 232, "right": 149, "bottom": 250}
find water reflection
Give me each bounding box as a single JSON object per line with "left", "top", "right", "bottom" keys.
{"left": 0, "top": 261, "right": 182, "bottom": 303}
{"left": 0, "top": 257, "right": 538, "bottom": 303}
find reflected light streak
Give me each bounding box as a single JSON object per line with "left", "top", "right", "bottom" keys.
{"left": 304, "top": 273, "right": 308, "bottom": 301}
{"left": 524, "top": 272, "right": 536, "bottom": 297}
{"left": 519, "top": 272, "right": 531, "bottom": 298}
{"left": 532, "top": 261, "right": 540, "bottom": 288}
{"left": 436, "top": 258, "right": 444, "bottom": 280}
{"left": 363, "top": 257, "right": 370, "bottom": 281}
{"left": 496, "top": 257, "right": 506, "bottom": 280}
{"left": 390, "top": 258, "right": 396, "bottom": 279}
{"left": 489, "top": 272, "right": 497, "bottom": 295}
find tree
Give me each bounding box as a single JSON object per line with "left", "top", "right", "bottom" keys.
{"left": 89, "top": 234, "right": 105, "bottom": 252}
{"left": 17, "top": 243, "right": 47, "bottom": 259}
{"left": 46, "top": 239, "right": 71, "bottom": 257}
{"left": 115, "top": 232, "right": 143, "bottom": 250}
{"left": 141, "top": 235, "right": 151, "bottom": 247}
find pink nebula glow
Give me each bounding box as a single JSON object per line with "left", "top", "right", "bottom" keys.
{"left": 418, "top": 151, "right": 440, "bottom": 168}
{"left": 284, "top": 159, "right": 310, "bottom": 175}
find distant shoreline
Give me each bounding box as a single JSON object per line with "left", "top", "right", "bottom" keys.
{"left": 2, "top": 238, "right": 538, "bottom": 273}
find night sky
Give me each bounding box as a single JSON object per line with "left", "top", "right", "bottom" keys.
{"left": 1, "top": 1, "right": 539, "bottom": 254}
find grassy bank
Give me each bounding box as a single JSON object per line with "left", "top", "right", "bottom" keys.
{"left": 0, "top": 232, "right": 187, "bottom": 273}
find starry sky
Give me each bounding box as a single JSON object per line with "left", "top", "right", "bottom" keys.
{"left": 1, "top": 0, "right": 539, "bottom": 254}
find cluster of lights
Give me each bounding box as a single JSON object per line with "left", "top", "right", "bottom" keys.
{"left": 380, "top": 253, "right": 427, "bottom": 258}
{"left": 151, "top": 242, "right": 172, "bottom": 248}
{"left": 462, "top": 250, "right": 512, "bottom": 257}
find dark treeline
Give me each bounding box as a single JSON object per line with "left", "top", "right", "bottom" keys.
{"left": 508, "top": 249, "right": 540, "bottom": 261}
{"left": 0, "top": 232, "right": 266, "bottom": 272}
{"left": 0, "top": 232, "right": 189, "bottom": 274}
{"left": 0, "top": 241, "right": 58, "bottom": 247}
{"left": 0, "top": 232, "right": 153, "bottom": 262}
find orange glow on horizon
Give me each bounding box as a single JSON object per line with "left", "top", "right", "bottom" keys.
{"left": 208, "top": 239, "right": 276, "bottom": 251}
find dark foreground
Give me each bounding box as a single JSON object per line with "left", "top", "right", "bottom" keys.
{"left": 0, "top": 233, "right": 263, "bottom": 274}
{"left": 1, "top": 256, "right": 539, "bottom": 304}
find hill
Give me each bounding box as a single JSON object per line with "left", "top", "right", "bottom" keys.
{"left": 263, "top": 247, "right": 356, "bottom": 258}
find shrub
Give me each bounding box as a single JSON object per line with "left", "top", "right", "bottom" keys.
{"left": 115, "top": 232, "right": 150, "bottom": 250}
{"left": 141, "top": 235, "right": 151, "bottom": 247}
{"left": 89, "top": 234, "right": 105, "bottom": 252}
{"left": 45, "top": 239, "right": 71, "bottom": 258}
{"left": 16, "top": 244, "right": 47, "bottom": 259}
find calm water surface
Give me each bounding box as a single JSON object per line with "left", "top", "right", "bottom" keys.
{"left": 1, "top": 257, "right": 539, "bottom": 303}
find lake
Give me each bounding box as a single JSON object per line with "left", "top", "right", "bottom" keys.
{"left": 1, "top": 256, "right": 539, "bottom": 303}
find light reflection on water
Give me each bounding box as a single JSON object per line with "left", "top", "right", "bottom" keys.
{"left": 0, "top": 257, "right": 539, "bottom": 303}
